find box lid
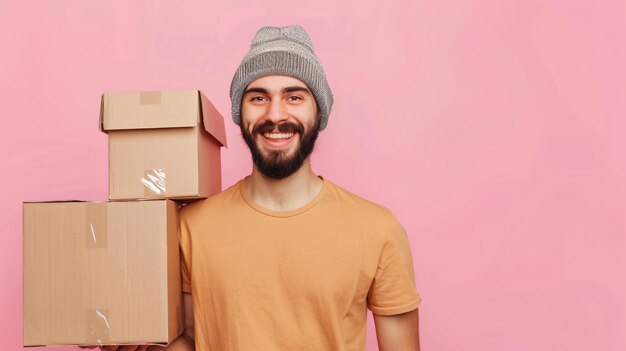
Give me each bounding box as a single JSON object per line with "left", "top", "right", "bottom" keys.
{"left": 100, "top": 90, "right": 227, "bottom": 147}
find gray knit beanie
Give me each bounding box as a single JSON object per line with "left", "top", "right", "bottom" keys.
{"left": 230, "top": 25, "right": 334, "bottom": 131}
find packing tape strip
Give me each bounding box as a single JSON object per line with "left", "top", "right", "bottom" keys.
{"left": 140, "top": 91, "right": 162, "bottom": 105}
{"left": 85, "top": 308, "right": 110, "bottom": 345}
{"left": 85, "top": 203, "right": 108, "bottom": 249}
{"left": 142, "top": 168, "right": 167, "bottom": 197}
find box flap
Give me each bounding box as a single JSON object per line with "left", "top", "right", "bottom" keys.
{"left": 23, "top": 200, "right": 88, "bottom": 203}
{"left": 199, "top": 92, "right": 228, "bottom": 147}
{"left": 100, "top": 90, "right": 201, "bottom": 132}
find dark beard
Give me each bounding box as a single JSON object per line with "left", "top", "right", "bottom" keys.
{"left": 241, "top": 118, "right": 320, "bottom": 180}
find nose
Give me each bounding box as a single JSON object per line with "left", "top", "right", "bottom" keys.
{"left": 266, "top": 97, "right": 288, "bottom": 124}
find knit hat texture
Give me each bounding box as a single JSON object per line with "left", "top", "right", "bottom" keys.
{"left": 230, "top": 25, "right": 334, "bottom": 130}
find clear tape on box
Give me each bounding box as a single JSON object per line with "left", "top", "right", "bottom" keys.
{"left": 85, "top": 308, "right": 110, "bottom": 345}
{"left": 84, "top": 205, "right": 110, "bottom": 344}
{"left": 85, "top": 203, "right": 107, "bottom": 249}
{"left": 142, "top": 168, "right": 167, "bottom": 197}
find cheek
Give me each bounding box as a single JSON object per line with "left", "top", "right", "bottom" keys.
{"left": 287, "top": 105, "right": 316, "bottom": 125}
{"left": 242, "top": 121, "right": 255, "bottom": 136}
{"left": 240, "top": 109, "right": 258, "bottom": 132}
{"left": 241, "top": 102, "right": 261, "bottom": 120}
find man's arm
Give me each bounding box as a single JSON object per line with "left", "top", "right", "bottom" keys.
{"left": 373, "top": 308, "right": 420, "bottom": 351}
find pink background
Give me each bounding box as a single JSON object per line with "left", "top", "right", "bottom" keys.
{"left": 1, "top": 1, "right": 625, "bottom": 350}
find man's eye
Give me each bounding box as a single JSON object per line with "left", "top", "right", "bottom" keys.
{"left": 288, "top": 96, "right": 302, "bottom": 101}
{"left": 252, "top": 96, "right": 265, "bottom": 102}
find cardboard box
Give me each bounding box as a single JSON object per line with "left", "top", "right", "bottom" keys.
{"left": 101, "top": 90, "right": 228, "bottom": 200}
{"left": 23, "top": 200, "right": 183, "bottom": 347}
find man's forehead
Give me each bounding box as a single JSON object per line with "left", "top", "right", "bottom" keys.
{"left": 245, "top": 75, "right": 310, "bottom": 92}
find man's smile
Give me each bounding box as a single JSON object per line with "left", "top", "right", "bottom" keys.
{"left": 260, "top": 131, "right": 297, "bottom": 148}
{"left": 263, "top": 132, "right": 295, "bottom": 139}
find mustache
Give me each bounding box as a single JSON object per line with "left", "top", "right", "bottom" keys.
{"left": 252, "top": 120, "right": 304, "bottom": 136}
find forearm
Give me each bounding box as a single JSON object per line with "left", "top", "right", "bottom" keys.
{"left": 147, "top": 334, "right": 194, "bottom": 351}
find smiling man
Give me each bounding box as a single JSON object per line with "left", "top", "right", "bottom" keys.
{"left": 169, "top": 25, "right": 421, "bottom": 351}
{"left": 239, "top": 76, "right": 320, "bottom": 183}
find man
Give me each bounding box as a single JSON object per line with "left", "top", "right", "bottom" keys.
{"left": 100, "top": 25, "right": 421, "bottom": 351}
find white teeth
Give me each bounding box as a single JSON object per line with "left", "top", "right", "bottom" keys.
{"left": 263, "top": 132, "right": 294, "bottom": 139}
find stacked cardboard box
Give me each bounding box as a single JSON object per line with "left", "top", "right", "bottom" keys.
{"left": 102, "top": 90, "right": 227, "bottom": 200}
{"left": 23, "top": 90, "right": 227, "bottom": 347}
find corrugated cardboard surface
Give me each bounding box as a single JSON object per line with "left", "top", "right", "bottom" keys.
{"left": 199, "top": 92, "right": 227, "bottom": 147}
{"left": 101, "top": 90, "right": 226, "bottom": 200}
{"left": 23, "top": 200, "right": 182, "bottom": 346}
{"left": 101, "top": 90, "right": 200, "bottom": 131}
{"left": 108, "top": 128, "right": 200, "bottom": 200}
{"left": 197, "top": 129, "right": 223, "bottom": 199}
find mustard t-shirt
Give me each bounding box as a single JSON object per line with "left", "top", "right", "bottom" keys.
{"left": 179, "top": 177, "right": 421, "bottom": 350}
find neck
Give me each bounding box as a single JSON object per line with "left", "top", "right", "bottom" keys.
{"left": 245, "top": 158, "right": 323, "bottom": 212}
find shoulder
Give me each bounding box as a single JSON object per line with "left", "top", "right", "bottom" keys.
{"left": 179, "top": 179, "right": 244, "bottom": 223}
{"left": 322, "top": 179, "right": 407, "bottom": 244}
{"left": 323, "top": 179, "right": 397, "bottom": 223}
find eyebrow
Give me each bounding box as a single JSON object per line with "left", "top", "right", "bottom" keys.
{"left": 243, "top": 86, "right": 312, "bottom": 96}
{"left": 284, "top": 86, "right": 311, "bottom": 95}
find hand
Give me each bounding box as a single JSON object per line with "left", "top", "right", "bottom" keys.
{"left": 78, "top": 345, "right": 149, "bottom": 351}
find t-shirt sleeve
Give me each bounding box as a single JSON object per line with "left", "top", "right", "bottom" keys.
{"left": 367, "top": 213, "right": 421, "bottom": 315}
{"left": 179, "top": 208, "right": 192, "bottom": 294}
